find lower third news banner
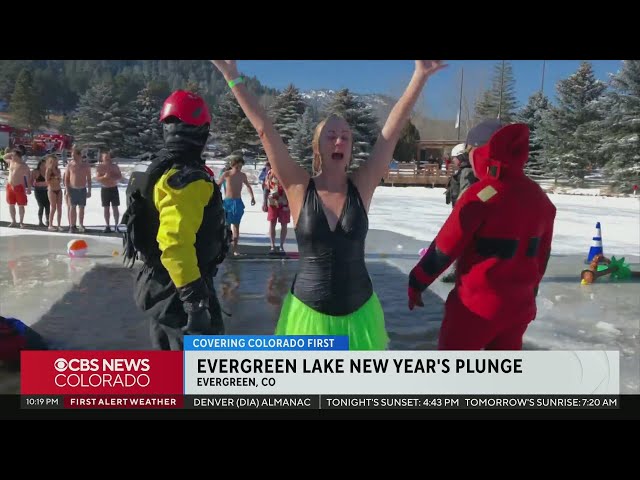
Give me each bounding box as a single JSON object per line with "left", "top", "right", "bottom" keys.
{"left": 182, "top": 335, "right": 620, "bottom": 410}
{"left": 18, "top": 337, "right": 620, "bottom": 410}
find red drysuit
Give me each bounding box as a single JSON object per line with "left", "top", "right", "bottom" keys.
{"left": 408, "top": 122, "right": 556, "bottom": 350}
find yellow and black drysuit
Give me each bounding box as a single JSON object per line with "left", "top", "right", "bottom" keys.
{"left": 123, "top": 149, "right": 228, "bottom": 350}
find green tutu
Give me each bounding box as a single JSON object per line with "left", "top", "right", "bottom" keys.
{"left": 275, "top": 292, "right": 389, "bottom": 350}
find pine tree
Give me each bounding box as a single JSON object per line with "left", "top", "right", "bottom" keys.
{"left": 113, "top": 72, "right": 145, "bottom": 106}
{"left": 537, "top": 62, "right": 607, "bottom": 185}
{"left": 147, "top": 78, "right": 172, "bottom": 103}
{"left": 269, "top": 84, "right": 306, "bottom": 145}
{"left": 475, "top": 61, "right": 518, "bottom": 123}
{"left": 306, "top": 102, "right": 321, "bottom": 124}
{"left": 289, "top": 107, "right": 316, "bottom": 173}
{"left": 210, "top": 90, "right": 259, "bottom": 155}
{"left": 0, "top": 61, "right": 29, "bottom": 103}
{"left": 393, "top": 120, "right": 420, "bottom": 163}
{"left": 124, "top": 83, "right": 165, "bottom": 156}
{"left": 185, "top": 73, "right": 200, "bottom": 95}
{"left": 33, "top": 66, "right": 62, "bottom": 113}
{"left": 210, "top": 91, "right": 241, "bottom": 154}
{"left": 325, "top": 89, "right": 380, "bottom": 170}
{"left": 516, "top": 91, "right": 550, "bottom": 177}
{"left": 59, "top": 114, "right": 73, "bottom": 135}
{"left": 0, "top": 60, "right": 279, "bottom": 137}
{"left": 72, "top": 81, "right": 127, "bottom": 154}
{"left": 10, "top": 68, "right": 47, "bottom": 130}
{"left": 594, "top": 60, "right": 640, "bottom": 192}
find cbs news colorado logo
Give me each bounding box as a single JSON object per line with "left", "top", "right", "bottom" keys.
{"left": 52, "top": 357, "right": 151, "bottom": 388}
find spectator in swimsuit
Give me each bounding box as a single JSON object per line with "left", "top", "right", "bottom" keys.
{"left": 5, "top": 149, "right": 31, "bottom": 228}
{"left": 217, "top": 155, "right": 256, "bottom": 256}
{"left": 31, "top": 158, "right": 51, "bottom": 227}
{"left": 45, "top": 154, "right": 64, "bottom": 231}
{"left": 265, "top": 169, "right": 290, "bottom": 254}
{"left": 95, "top": 150, "right": 123, "bottom": 232}
{"left": 210, "top": 59, "right": 446, "bottom": 349}
{"left": 63, "top": 145, "right": 92, "bottom": 233}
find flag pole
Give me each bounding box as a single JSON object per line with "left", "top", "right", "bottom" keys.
{"left": 498, "top": 60, "right": 505, "bottom": 120}
{"left": 457, "top": 67, "right": 464, "bottom": 141}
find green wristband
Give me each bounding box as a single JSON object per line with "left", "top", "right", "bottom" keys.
{"left": 228, "top": 77, "right": 244, "bottom": 89}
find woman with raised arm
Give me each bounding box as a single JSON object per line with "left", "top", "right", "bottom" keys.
{"left": 211, "top": 60, "right": 446, "bottom": 350}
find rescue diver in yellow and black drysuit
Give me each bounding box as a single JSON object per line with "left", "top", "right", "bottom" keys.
{"left": 122, "top": 90, "right": 229, "bottom": 350}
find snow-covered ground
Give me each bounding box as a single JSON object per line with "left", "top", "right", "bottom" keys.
{"left": 2, "top": 159, "right": 638, "bottom": 263}
{"left": 3, "top": 159, "right": 638, "bottom": 255}
{"left": 1, "top": 159, "right": 638, "bottom": 392}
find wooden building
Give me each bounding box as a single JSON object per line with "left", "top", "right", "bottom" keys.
{"left": 383, "top": 139, "right": 462, "bottom": 187}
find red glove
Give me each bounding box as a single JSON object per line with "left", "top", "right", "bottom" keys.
{"left": 408, "top": 286, "right": 424, "bottom": 311}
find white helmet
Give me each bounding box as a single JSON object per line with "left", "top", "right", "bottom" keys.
{"left": 451, "top": 143, "right": 466, "bottom": 158}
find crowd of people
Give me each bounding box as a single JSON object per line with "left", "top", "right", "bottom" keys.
{"left": 3, "top": 145, "right": 122, "bottom": 233}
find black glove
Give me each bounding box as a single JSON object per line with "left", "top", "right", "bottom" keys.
{"left": 183, "top": 307, "right": 213, "bottom": 335}
{"left": 178, "top": 277, "right": 209, "bottom": 304}
{"left": 178, "top": 277, "right": 213, "bottom": 334}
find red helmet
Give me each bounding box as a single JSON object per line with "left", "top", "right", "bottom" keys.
{"left": 159, "top": 90, "right": 211, "bottom": 126}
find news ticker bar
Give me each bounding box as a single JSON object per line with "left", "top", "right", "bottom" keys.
{"left": 21, "top": 395, "right": 620, "bottom": 410}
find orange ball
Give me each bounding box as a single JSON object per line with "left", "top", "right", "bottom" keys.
{"left": 67, "top": 239, "right": 88, "bottom": 257}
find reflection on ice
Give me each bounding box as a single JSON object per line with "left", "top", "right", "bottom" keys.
{"left": 0, "top": 231, "right": 638, "bottom": 393}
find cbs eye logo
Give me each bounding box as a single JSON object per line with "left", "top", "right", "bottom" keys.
{"left": 54, "top": 358, "right": 69, "bottom": 372}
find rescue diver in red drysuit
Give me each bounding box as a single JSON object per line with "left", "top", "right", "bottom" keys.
{"left": 408, "top": 119, "right": 556, "bottom": 350}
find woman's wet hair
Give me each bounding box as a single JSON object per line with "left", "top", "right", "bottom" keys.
{"left": 312, "top": 114, "right": 352, "bottom": 175}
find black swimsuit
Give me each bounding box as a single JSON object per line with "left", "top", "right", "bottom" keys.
{"left": 291, "top": 178, "right": 373, "bottom": 316}
{"left": 35, "top": 173, "right": 48, "bottom": 191}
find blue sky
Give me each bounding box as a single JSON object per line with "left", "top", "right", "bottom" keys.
{"left": 239, "top": 60, "right": 623, "bottom": 120}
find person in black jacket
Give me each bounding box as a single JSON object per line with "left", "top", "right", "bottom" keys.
{"left": 442, "top": 143, "right": 478, "bottom": 283}
{"left": 445, "top": 143, "right": 477, "bottom": 207}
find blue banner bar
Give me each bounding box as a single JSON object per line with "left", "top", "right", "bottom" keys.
{"left": 185, "top": 335, "right": 349, "bottom": 351}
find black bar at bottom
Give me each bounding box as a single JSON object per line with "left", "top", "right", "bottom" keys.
{"left": 184, "top": 395, "right": 318, "bottom": 409}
